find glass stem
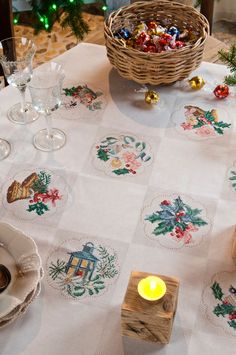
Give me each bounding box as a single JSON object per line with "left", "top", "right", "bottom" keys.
{"left": 19, "top": 85, "right": 27, "bottom": 117}
{"left": 19, "top": 85, "right": 26, "bottom": 122}
{"left": 45, "top": 111, "right": 53, "bottom": 149}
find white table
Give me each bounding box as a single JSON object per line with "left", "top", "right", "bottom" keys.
{"left": 0, "top": 43, "right": 236, "bottom": 355}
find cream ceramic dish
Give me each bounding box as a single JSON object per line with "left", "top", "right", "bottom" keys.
{"left": 0, "top": 223, "right": 42, "bottom": 319}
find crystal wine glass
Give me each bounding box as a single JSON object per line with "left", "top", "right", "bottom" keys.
{"left": 28, "top": 63, "right": 66, "bottom": 152}
{"left": 0, "top": 37, "right": 38, "bottom": 124}
{"left": 0, "top": 137, "right": 11, "bottom": 160}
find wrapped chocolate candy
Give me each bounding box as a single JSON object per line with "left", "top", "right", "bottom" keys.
{"left": 145, "top": 90, "right": 160, "bottom": 104}
{"left": 115, "top": 28, "right": 131, "bottom": 40}
{"left": 168, "top": 26, "right": 180, "bottom": 38}
{"left": 115, "top": 20, "right": 192, "bottom": 53}
{"left": 213, "top": 84, "right": 229, "bottom": 99}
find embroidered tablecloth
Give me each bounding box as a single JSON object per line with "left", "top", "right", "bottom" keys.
{"left": 0, "top": 43, "right": 236, "bottom": 355}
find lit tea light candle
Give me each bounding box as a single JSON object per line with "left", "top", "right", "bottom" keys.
{"left": 138, "top": 276, "right": 166, "bottom": 301}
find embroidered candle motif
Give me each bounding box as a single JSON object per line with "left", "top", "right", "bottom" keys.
{"left": 94, "top": 134, "right": 152, "bottom": 177}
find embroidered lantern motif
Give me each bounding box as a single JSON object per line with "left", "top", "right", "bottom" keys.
{"left": 65, "top": 242, "right": 99, "bottom": 281}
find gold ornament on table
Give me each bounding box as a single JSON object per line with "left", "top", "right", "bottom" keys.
{"left": 145, "top": 90, "right": 160, "bottom": 104}
{"left": 188, "top": 76, "right": 205, "bottom": 90}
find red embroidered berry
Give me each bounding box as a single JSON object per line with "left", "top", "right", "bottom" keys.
{"left": 96, "top": 145, "right": 99, "bottom": 149}
{"left": 132, "top": 170, "right": 137, "bottom": 174}
{"left": 223, "top": 300, "right": 229, "bottom": 305}
{"left": 29, "top": 200, "right": 33, "bottom": 203}
{"left": 229, "top": 314, "right": 236, "bottom": 320}
{"left": 161, "top": 200, "right": 171, "bottom": 205}
{"left": 126, "top": 164, "right": 130, "bottom": 167}
{"left": 176, "top": 210, "right": 185, "bottom": 217}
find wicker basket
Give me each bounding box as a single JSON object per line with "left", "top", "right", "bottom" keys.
{"left": 104, "top": 0, "right": 209, "bottom": 85}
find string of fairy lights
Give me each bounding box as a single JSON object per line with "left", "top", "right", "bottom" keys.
{"left": 13, "top": 0, "right": 108, "bottom": 37}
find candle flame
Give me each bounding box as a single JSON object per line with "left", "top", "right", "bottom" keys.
{"left": 150, "top": 280, "right": 157, "bottom": 290}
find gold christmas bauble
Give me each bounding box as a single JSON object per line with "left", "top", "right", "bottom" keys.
{"left": 145, "top": 90, "right": 160, "bottom": 104}
{"left": 188, "top": 76, "right": 205, "bottom": 90}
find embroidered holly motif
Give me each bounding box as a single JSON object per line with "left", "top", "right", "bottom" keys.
{"left": 229, "top": 170, "right": 236, "bottom": 191}
{"left": 211, "top": 282, "right": 236, "bottom": 330}
{"left": 6, "top": 170, "right": 62, "bottom": 216}
{"left": 181, "top": 106, "right": 231, "bottom": 137}
{"left": 145, "top": 196, "right": 207, "bottom": 244}
{"left": 95, "top": 135, "right": 152, "bottom": 176}
{"left": 48, "top": 241, "right": 119, "bottom": 299}
{"left": 63, "top": 84, "right": 103, "bottom": 111}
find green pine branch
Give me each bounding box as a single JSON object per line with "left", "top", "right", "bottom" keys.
{"left": 218, "top": 44, "right": 236, "bottom": 86}
{"left": 29, "top": 0, "right": 89, "bottom": 40}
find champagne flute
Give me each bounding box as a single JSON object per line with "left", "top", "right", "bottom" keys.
{"left": 0, "top": 37, "right": 38, "bottom": 124}
{"left": 28, "top": 63, "right": 66, "bottom": 151}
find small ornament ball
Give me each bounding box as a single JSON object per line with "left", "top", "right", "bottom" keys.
{"left": 145, "top": 90, "right": 160, "bottom": 104}
{"left": 213, "top": 84, "right": 229, "bottom": 99}
{"left": 189, "top": 76, "right": 205, "bottom": 90}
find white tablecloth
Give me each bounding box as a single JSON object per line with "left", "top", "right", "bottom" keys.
{"left": 0, "top": 43, "right": 236, "bottom": 355}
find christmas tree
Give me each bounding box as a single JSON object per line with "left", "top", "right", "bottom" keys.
{"left": 218, "top": 44, "right": 236, "bottom": 86}
{"left": 28, "top": 0, "right": 91, "bottom": 40}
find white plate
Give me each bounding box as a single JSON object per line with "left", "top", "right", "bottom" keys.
{"left": 0, "top": 223, "right": 42, "bottom": 318}
{"left": 0, "top": 282, "right": 41, "bottom": 329}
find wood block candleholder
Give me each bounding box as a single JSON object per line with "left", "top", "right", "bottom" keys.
{"left": 121, "top": 271, "right": 179, "bottom": 344}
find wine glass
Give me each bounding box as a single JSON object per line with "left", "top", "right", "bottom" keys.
{"left": 0, "top": 138, "right": 11, "bottom": 160}
{"left": 28, "top": 63, "right": 66, "bottom": 152}
{"left": 0, "top": 37, "right": 38, "bottom": 124}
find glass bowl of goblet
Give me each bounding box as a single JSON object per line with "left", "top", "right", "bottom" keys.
{"left": 28, "top": 63, "right": 66, "bottom": 152}
{"left": 0, "top": 37, "right": 38, "bottom": 124}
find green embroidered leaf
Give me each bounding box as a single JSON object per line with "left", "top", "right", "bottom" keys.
{"left": 88, "top": 288, "right": 94, "bottom": 295}
{"left": 228, "top": 320, "right": 236, "bottom": 330}
{"left": 73, "top": 287, "right": 86, "bottom": 297}
{"left": 211, "top": 282, "right": 224, "bottom": 300}
{"left": 27, "top": 201, "right": 49, "bottom": 216}
{"left": 213, "top": 126, "right": 224, "bottom": 135}
{"left": 153, "top": 222, "right": 174, "bottom": 236}
{"left": 32, "top": 171, "right": 51, "bottom": 193}
{"left": 205, "top": 111, "right": 215, "bottom": 122}
{"left": 97, "top": 246, "right": 118, "bottom": 279}
{"left": 124, "top": 135, "right": 135, "bottom": 144}
{"left": 145, "top": 213, "right": 160, "bottom": 223}
{"left": 213, "top": 303, "right": 235, "bottom": 317}
{"left": 113, "top": 168, "right": 130, "bottom": 175}
{"left": 49, "top": 259, "right": 66, "bottom": 280}
{"left": 214, "top": 121, "right": 231, "bottom": 128}
{"left": 93, "top": 101, "right": 102, "bottom": 110}
{"left": 135, "top": 142, "right": 146, "bottom": 151}
{"left": 191, "top": 217, "right": 208, "bottom": 227}
{"left": 173, "top": 196, "right": 184, "bottom": 211}
{"left": 95, "top": 91, "right": 103, "bottom": 97}
{"left": 184, "top": 206, "right": 202, "bottom": 216}
{"left": 97, "top": 148, "right": 109, "bottom": 162}
{"left": 192, "top": 120, "right": 205, "bottom": 129}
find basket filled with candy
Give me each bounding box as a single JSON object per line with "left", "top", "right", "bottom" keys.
{"left": 104, "top": 0, "right": 209, "bottom": 85}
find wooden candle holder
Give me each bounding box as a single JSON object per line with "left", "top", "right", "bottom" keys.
{"left": 121, "top": 271, "right": 179, "bottom": 344}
